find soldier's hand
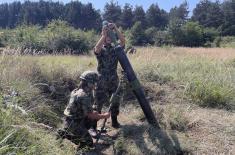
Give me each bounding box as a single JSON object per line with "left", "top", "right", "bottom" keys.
{"left": 108, "top": 23, "right": 117, "bottom": 30}
{"left": 92, "top": 104, "right": 98, "bottom": 111}
{"left": 102, "top": 26, "right": 108, "bottom": 37}
{"left": 103, "top": 112, "right": 111, "bottom": 119}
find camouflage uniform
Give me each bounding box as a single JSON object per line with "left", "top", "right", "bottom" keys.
{"left": 117, "top": 70, "right": 130, "bottom": 100}
{"left": 94, "top": 45, "right": 122, "bottom": 117}
{"left": 116, "top": 50, "right": 134, "bottom": 101}
{"left": 63, "top": 88, "right": 94, "bottom": 147}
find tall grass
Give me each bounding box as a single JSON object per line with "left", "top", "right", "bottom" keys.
{"left": 0, "top": 54, "right": 76, "bottom": 154}
{"left": 1, "top": 47, "right": 235, "bottom": 112}
{"left": 0, "top": 47, "right": 235, "bottom": 154}
{"left": 131, "top": 47, "right": 235, "bottom": 110}
{"left": 0, "top": 108, "right": 75, "bottom": 154}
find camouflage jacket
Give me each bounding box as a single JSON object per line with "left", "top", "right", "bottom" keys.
{"left": 95, "top": 45, "right": 119, "bottom": 81}
{"left": 64, "top": 88, "right": 93, "bottom": 120}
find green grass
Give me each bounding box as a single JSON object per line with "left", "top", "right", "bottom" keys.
{"left": 0, "top": 101, "right": 75, "bottom": 155}
{"left": 187, "top": 80, "right": 234, "bottom": 109}
{"left": 131, "top": 49, "right": 235, "bottom": 109}
{"left": 0, "top": 47, "right": 235, "bottom": 154}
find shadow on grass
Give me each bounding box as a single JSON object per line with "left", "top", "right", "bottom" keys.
{"left": 116, "top": 124, "right": 187, "bottom": 155}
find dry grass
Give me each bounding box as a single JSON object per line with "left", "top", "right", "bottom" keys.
{"left": 134, "top": 47, "right": 235, "bottom": 60}
{"left": 0, "top": 47, "right": 235, "bottom": 154}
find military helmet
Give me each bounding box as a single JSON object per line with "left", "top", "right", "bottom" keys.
{"left": 80, "top": 71, "right": 99, "bottom": 84}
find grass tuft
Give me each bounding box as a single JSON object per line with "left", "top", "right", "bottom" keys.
{"left": 187, "top": 80, "right": 234, "bottom": 110}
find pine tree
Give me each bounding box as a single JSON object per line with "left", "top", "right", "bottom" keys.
{"left": 146, "top": 4, "right": 168, "bottom": 29}
{"left": 0, "top": 3, "right": 9, "bottom": 28}
{"left": 129, "top": 21, "right": 146, "bottom": 45}
{"left": 192, "top": 0, "right": 224, "bottom": 28}
{"left": 120, "top": 3, "right": 134, "bottom": 29}
{"left": 103, "top": 1, "right": 122, "bottom": 25}
{"left": 64, "top": 1, "right": 82, "bottom": 28}
{"left": 221, "top": 0, "right": 235, "bottom": 35}
{"left": 80, "top": 3, "right": 102, "bottom": 30}
{"left": 169, "top": 1, "right": 189, "bottom": 22}
{"left": 133, "top": 6, "right": 147, "bottom": 28}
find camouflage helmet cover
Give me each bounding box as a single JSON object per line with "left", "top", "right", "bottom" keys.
{"left": 80, "top": 71, "right": 99, "bottom": 83}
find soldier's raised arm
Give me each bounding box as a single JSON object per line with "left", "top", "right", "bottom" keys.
{"left": 94, "top": 27, "right": 107, "bottom": 54}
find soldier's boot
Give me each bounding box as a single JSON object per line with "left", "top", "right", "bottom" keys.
{"left": 111, "top": 115, "right": 120, "bottom": 128}
{"left": 88, "top": 128, "right": 97, "bottom": 138}
{"left": 87, "top": 120, "right": 97, "bottom": 138}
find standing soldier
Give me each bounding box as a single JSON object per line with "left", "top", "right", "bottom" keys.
{"left": 58, "top": 71, "right": 110, "bottom": 151}
{"left": 93, "top": 21, "right": 125, "bottom": 129}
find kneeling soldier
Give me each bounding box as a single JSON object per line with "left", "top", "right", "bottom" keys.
{"left": 58, "top": 71, "right": 110, "bottom": 150}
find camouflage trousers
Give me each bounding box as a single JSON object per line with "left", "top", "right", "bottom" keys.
{"left": 94, "top": 77, "right": 121, "bottom": 116}
{"left": 63, "top": 117, "right": 93, "bottom": 147}
{"left": 118, "top": 71, "right": 132, "bottom": 99}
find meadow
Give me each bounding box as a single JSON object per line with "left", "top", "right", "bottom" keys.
{"left": 0, "top": 47, "right": 234, "bottom": 154}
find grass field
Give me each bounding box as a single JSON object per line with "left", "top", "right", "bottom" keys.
{"left": 0, "top": 47, "right": 234, "bottom": 154}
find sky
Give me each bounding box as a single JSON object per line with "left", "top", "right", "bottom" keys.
{"left": 0, "top": 0, "right": 222, "bottom": 15}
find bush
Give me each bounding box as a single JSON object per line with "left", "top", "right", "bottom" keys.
{"left": 8, "top": 25, "right": 44, "bottom": 50}
{"left": 124, "top": 29, "right": 133, "bottom": 49}
{"left": 43, "top": 20, "right": 90, "bottom": 54}
{"left": 0, "top": 29, "right": 11, "bottom": 47}
{"left": 168, "top": 18, "right": 185, "bottom": 46}
{"left": 203, "top": 27, "right": 219, "bottom": 47}
{"left": 213, "top": 36, "right": 222, "bottom": 47}
{"left": 2, "top": 20, "right": 99, "bottom": 54}
{"left": 154, "top": 30, "right": 172, "bottom": 46}
{"left": 128, "top": 21, "right": 147, "bottom": 46}
{"left": 168, "top": 21, "right": 205, "bottom": 47}
{"left": 181, "top": 22, "right": 204, "bottom": 47}
{"left": 145, "top": 27, "right": 158, "bottom": 45}
{"left": 216, "top": 36, "right": 235, "bottom": 48}
{"left": 79, "top": 29, "right": 99, "bottom": 50}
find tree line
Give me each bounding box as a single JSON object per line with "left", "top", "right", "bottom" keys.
{"left": 0, "top": 0, "right": 234, "bottom": 48}
{"left": 0, "top": 0, "right": 234, "bottom": 34}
